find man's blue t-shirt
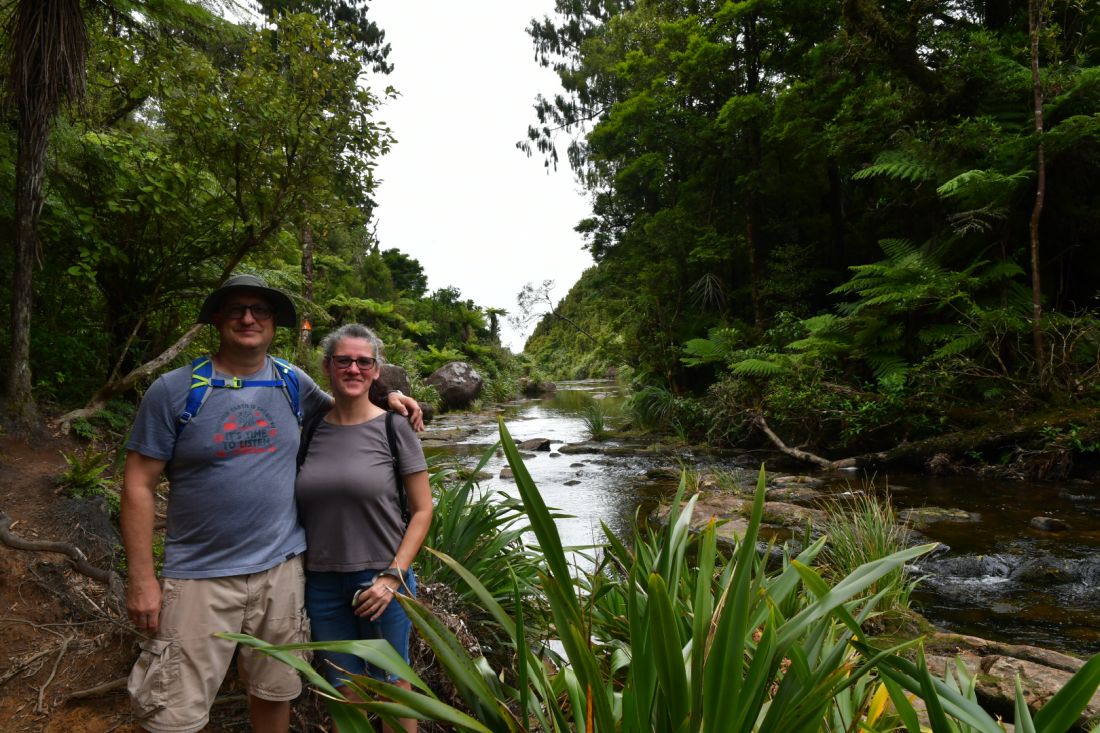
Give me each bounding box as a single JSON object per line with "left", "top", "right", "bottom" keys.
{"left": 127, "top": 357, "right": 329, "bottom": 579}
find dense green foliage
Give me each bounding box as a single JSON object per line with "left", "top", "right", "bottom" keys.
{"left": 0, "top": 4, "right": 518, "bottom": 420}
{"left": 521, "top": 1, "right": 1100, "bottom": 457}
{"left": 232, "top": 421, "right": 1100, "bottom": 731}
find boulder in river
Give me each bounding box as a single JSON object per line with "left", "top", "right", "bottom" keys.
{"left": 380, "top": 363, "right": 411, "bottom": 394}
{"left": 517, "top": 438, "right": 552, "bottom": 451}
{"left": 926, "top": 633, "right": 1100, "bottom": 728}
{"left": 1029, "top": 515, "right": 1070, "bottom": 532}
{"left": 426, "top": 361, "right": 483, "bottom": 410}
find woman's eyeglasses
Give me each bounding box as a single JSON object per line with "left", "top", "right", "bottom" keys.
{"left": 331, "top": 355, "right": 378, "bottom": 370}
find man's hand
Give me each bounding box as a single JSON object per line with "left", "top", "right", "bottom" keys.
{"left": 127, "top": 572, "right": 163, "bottom": 633}
{"left": 387, "top": 391, "right": 424, "bottom": 432}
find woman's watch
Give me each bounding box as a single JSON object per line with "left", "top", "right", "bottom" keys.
{"left": 378, "top": 567, "right": 403, "bottom": 583}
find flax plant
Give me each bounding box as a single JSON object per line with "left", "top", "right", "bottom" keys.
{"left": 229, "top": 419, "right": 1100, "bottom": 732}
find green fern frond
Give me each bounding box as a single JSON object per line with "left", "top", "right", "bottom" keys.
{"left": 974, "top": 260, "right": 1026, "bottom": 283}
{"left": 853, "top": 158, "right": 935, "bottom": 184}
{"left": 681, "top": 327, "right": 741, "bottom": 367}
{"left": 936, "top": 168, "right": 1031, "bottom": 205}
{"left": 932, "top": 334, "right": 985, "bottom": 359}
{"left": 866, "top": 354, "right": 910, "bottom": 382}
{"left": 324, "top": 295, "right": 395, "bottom": 317}
{"left": 682, "top": 338, "right": 729, "bottom": 367}
{"left": 730, "top": 358, "right": 784, "bottom": 377}
{"left": 878, "top": 238, "right": 918, "bottom": 260}
{"left": 801, "top": 313, "right": 843, "bottom": 334}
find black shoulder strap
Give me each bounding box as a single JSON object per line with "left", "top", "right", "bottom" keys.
{"left": 296, "top": 408, "right": 327, "bottom": 472}
{"left": 385, "top": 411, "right": 410, "bottom": 526}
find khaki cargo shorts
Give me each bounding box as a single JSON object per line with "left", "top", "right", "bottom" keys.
{"left": 127, "top": 556, "right": 310, "bottom": 733}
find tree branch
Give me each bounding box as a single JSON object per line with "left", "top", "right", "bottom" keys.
{"left": 57, "top": 322, "right": 204, "bottom": 431}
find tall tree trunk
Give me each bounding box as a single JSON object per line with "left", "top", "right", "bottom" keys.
{"left": 1028, "top": 0, "right": 1047, "bottom": 387}
{"left": 299, "top": 220, "right": 315, "bottom": 349}
{"left": 4, "top": 0, "right": 88, "bottom": 433}
{"left": 5, "top": 116, "right": 45, "bottom": 430}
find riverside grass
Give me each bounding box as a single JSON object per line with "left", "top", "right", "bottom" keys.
{"left": 227, "top": 419, "right": 1100, "bottom": 732}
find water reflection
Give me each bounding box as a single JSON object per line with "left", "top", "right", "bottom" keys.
{"left": 424, "top": 382, "right": 676, "bottom": 553}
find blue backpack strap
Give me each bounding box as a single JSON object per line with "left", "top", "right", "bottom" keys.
{"left": 271, "top": 356, "right": 302, "bottom": 426}
{"left": 177, "top": 356, "right": 214, "bottom": 436}
{"left": 177, "top": 356, "right": 302, "bottom": 436}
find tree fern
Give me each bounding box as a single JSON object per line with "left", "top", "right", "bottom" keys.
{"left": 936, "top": 167, "right": 1031, "bottom": 207}
{"left": 852, "top": 156, "right": 936, "bottom": 184}
{"left": 866, "top": 354, "right": 911, "bottom": 383}
{"left": 681, "top": 327, "right": 741, "bottom": 367}
{"left": 931, "top": 333, "right": 986, "bottom": 360}
{"left": 730, "top": 358, "right": 784, "bottom": 377}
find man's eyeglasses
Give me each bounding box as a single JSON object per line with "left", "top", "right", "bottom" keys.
{"left": 222, "top": 303, "right": 274, "bottom": 321}
{"left": 331, "top": 355, "right": 378, "bottom": 370}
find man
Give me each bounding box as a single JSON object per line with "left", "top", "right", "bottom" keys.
{"left": 121, "top": 274, "right": 422, "bottom": 733}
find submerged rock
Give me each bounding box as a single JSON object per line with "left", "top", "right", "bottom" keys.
{"left": 899, "top": 506, "right": 980, "bottom": 528}
{"left": 1029, "top": 515, "right": 1070, "bottom": 532}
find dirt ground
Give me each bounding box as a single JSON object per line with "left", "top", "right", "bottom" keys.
{"left": 0, "top": 430, "right": 331, "bottom": 733}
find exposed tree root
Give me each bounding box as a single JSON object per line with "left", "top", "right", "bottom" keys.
{"left": 67, "top": 677, "right": 127, "bottom": 700}
{"left": 36, "top": 634, "right": 73, "bottom": 713}
{"left": 0, "top": 510, "right": 124, "bottom": 605}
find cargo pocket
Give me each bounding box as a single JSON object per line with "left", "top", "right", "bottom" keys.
{"left": 127, "top": 638, "right": 179, "bottom": 716}
{"left": 295, "top": 607, "right": 313, "bottom": 663}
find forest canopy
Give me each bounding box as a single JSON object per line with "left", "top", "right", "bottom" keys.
{"left": 0, "top": 0, "right": 519, "bottom": 430}
{"left": 520, "top": 0, "right": 1100, "bottom": 463}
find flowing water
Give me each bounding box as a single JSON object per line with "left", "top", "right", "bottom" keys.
{"left": 422, "top": 380, "right": 1100, "bottom": 657}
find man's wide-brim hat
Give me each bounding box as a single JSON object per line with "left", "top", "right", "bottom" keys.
{"left": 197, "top": 274, "right": 297, "bottom": 328}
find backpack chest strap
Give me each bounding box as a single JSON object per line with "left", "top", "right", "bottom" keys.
{"left": 207, "top": 377, "right": 285, "bottom": 389}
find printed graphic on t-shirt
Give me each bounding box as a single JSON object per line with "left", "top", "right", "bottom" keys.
{"left": 213, "top": 402, "right": 279, "bottom": 458}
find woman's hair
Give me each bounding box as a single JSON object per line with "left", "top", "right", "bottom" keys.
{"left": 320, "top": 323, "right": 385, "bottom": 364}
{"left": 319, "top": 323, "right": 391, "bottom": 406}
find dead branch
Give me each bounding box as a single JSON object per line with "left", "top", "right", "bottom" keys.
{"left": 0, "top": 647, "right": 54, "bottom": 687}
{"left": 57, "top": 322, "right": 204, "bottom": 432}
{"left": 752, "top": 414, "right": 859, "bottom": 470}
{"left": 0, "top": 511, "right": 124, "bottom": 604}
{"left": 67, "top": 676, "right": 127, "bottom": 700}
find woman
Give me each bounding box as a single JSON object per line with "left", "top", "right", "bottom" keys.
{"left": 295, "top": 323, "right": 431, "bottom": 732}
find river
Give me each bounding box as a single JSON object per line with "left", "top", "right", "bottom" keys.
{"left": 421, "top": 380, "right": 1100, "bottom": 658}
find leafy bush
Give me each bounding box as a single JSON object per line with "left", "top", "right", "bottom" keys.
{"left": 237, "top": 422, "right": 1091, "bottom": 733}
{"left": 57, "top": 448, "right": 119, "bottom": 519}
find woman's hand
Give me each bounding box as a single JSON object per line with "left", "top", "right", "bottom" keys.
{"left": 353, "top": 575, "right": 402, "bottom": 621}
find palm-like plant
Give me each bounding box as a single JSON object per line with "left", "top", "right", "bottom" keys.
{"left": 4, "top": 0, "right": 88, "bottom": 430}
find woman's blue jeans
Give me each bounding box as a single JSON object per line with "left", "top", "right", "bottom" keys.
{"left": 305, "top": 567, "right": 416, "bottom": 687}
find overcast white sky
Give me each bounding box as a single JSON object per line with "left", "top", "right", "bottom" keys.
{"left": 366, "top": 1, "right": 593, "bottom": 352}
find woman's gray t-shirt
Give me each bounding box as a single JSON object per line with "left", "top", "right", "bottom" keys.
{"left": 295, "top": 414, "right": 428, "bottom": 572}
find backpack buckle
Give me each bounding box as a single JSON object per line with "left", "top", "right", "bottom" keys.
{"left": 228, "top": 377, "right": 243, "bottom": 388}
